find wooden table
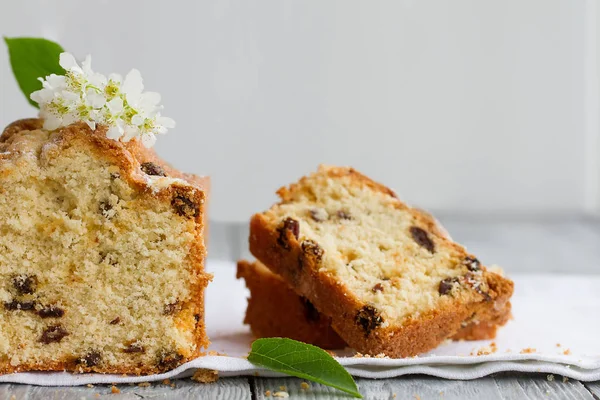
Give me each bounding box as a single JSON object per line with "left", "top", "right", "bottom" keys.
{"left": 2, "top": 216, "right": 599, "bottom": 399}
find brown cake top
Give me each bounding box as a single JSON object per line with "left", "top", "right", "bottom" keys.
{"left": 0, "top": 118, "right": 208, "bottom": 219}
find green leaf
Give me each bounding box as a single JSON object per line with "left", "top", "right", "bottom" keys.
{"left": 4, "top": 37, "right": 65, "bottom": 108}
{"left": 248, "top": 338, "right": 362, "bottom": 398}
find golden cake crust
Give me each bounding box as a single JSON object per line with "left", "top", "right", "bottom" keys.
{"left": 237, "top": 260, "right": 345, "bottom": 349}
{"left": 238, "top": 259, "right": 511, "bottom": 347}
{"left": 0, "top": 119, "right": 211, "bottom": 375}
{"left": 249, "top": 165, "right": 513, "bottom": 357}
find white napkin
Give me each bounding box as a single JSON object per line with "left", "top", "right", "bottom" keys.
{"left": 2, "top": 260, "right": 599, "bottom": 386}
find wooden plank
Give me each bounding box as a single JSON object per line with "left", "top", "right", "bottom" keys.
{"left": 0, "top": 377, "right": 251, "bottom": 400}
{"left": 493, "top": 375, "right": 595, "bottom": 400}
{"left": 251, "top": 376, "right": 597, "bottom": 400}
{"left": 583, "top": 381, "right": 600, "bottom": 398}
{"left": 251, "top": 377, "right": 505, "bottom": 400}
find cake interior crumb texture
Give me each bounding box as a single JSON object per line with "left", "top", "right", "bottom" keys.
{"left": 0, "top": 119, "right": 210, "bottom": 374}
{"left": 262, "top": 168, "right": 478, "bottom": 321}
{"left": 250, "top": 165, "right": 513, "bottom": 356}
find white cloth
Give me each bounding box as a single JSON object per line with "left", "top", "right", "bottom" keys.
{"left": 2, "top": 260, "right": 599, "bottom": 386}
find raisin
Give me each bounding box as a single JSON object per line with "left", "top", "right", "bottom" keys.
{"left": 79, "top": 351, "right": 101, "bottom": 367}
{"left": 109, "top": 317, "right": 121, "bottom": 325}
{"left": 410, "top": 226, "right": 435, "bottom": 254}
{"left": 194, "top": 314, "right": 201, "bottom": 323}
{"left": 463, "top": 256, "right": 481, "bottom": 272}
{"left": 301, "top": 240, "right": 324, "bottom": 261}
{"left": 355, "top": 306, "right": 383, "bottom": 336}
{"left": 40, "top": 325, "right": 69, "bottom": 344}
{"left": 302, "top": 298, "right": 320, "bottom": 322}
{"left": 309, "top": 209, "right": 327, "bottom": 222}
{"left": 37, "top": 305, "right": 65, "bottom": 318}
{"left": 172, "top": 195, "right": 199, "bottom": 218}
{"left": 140, "top": 162, "right": 167, "bottom": 177}
{"left": 372, "top": 283, "right": 384, "bottom": 292}
{"left": 439, "top": 277, "right": 459, "bottom": 295}
{"left": 164, "top": 301, "right": 181, "bottom": 315}
{"left": 276, "top": 218, "right": 300, "bottom": 250}
{"left": 158, "top": 351, "right": 184, "bottom": 371}
{"left": 124, "top": 342, "right": 145, "bottom": 353}
{"left": 12, "top": 275, "right": 37, "bottom": 295}
{"left": 336, "top": 210, "right": 353, "bottom": 220}
{"left": 4, "top": 300, "right": 36, "bottom": 311}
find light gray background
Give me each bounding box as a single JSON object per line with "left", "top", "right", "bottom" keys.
{"left": 1, "top": 0, "right": 599, "bottom": 222}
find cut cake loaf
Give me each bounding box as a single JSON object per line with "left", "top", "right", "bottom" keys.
{"left": 237, "top": 259, "right": 511, "bottom": 348}
{"left": 249, "top": 165, "right": 513, "bottom": 357}
{"left": 0, "top": 119, "right": 210, "bottom": 374}
{"left": 237, "top": 259, "right": 345, "bottom": 349}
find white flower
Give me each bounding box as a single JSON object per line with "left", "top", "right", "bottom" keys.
{"left": 29, "top": 52, "right": 174, "bottom": 148}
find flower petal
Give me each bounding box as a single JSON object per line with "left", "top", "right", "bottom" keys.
{"left": 108, "top": 73, "right": 123, "bottom": 83}
{"left": 59, "top": 52, "right": 80, "bottom": 73}
{"left": 157, "top": 115, "right": 176, "bottom": 129}
{"left": 107, "top": 97, "right": 124, "bottom": 114}
{"left": 31, "top": 88, "right": 55, "bottom": 104}
{"left": 85, "top": 120, "right": 96, "bottom": 130}
{"left": 82, "top": 55, "right": 93, "bottom": 75}
{"left": 141, "top": 133, "right": 157, "bottom": 148}
{"left": 122, "top": 69, "right": 144, "bottom": 104}
{"left": 122, "top": 125, "right": 139, "bottom": 142}
{"left": 131, "top": 114, "right": 145, "bottom": 126}
{"left": 106, "top": 124, "right": 124, "bottom": 140}
{"left": 43, "top": 115, "right": 62, "bottom": 131}
{"left": 86, "top": 90, "right": 106, "bottom": 108}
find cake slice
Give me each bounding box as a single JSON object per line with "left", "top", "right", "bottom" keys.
{"left": 0, "top": 119, "right": 210, "bottom": 374}
{"left": 249, "top": 165, "right": 513, "bottom": 357}
{"left": 237, "top": 260, "right": 345, "bottom": 349}
{"left": 238, "top": 259, "right": 511, "bottom": 348}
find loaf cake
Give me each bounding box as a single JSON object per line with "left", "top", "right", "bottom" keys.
{"left": 238, "top": 259, "right": 511, "bottom": 348}
{"left": 249, "top": 165, "right": 513, "bottom": 357}
{"left": 237, "top": 260, "right": 345, "bottom": 349}
{"left": 0, "top": 119, "right": 210, "bottom": 374}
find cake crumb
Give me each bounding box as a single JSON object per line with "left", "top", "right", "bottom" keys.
{"left": 162, "top": 379, "right": 171, "bottom": 385}
{"left": 86, "top": 384, "right": 94, "bottom": 388}
{"left": 208, "top": 350, "right": 228, "bottom": 356}
{"left": 472, "top": 342, "right": 497, "bottom": 356}
{"left": 547, "top": 374, "right": 554, "bottom": 382}
{"left": 110, "top": 385, "right": 120, "bottom": 394}
{"left": 138, "top": 382, "right": 151, "bottom": 387}
{"left": 563, "top": 349, "right": 571, "bottom": 355}
{"left": 415, "top": 395, "right": 421, "bottom": 400}
{"left": 273, "top": 391, "right": 289, "bottom": 398}
{"left": 265, "top": 390, "right": 272, "bottom": 397}
{"left": 300, "top": 382, "right": 310, "bottom": 390}
{"left": 279, "top": 385, "right": 286, "bottom": 391}
{"left": 393, "top": 394, "right": 397, "bottom": 398}
{"left": 556, "top": 343, "right": 561, "bottom": 347}
{"left": 520, "top": 348, "right": 536, "bottom": 354}
{"left": 562, "top": 376, "right": 569, "bottom": 383}
{"left": 192, "top": 369, "right": 219, "bottom": 383}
